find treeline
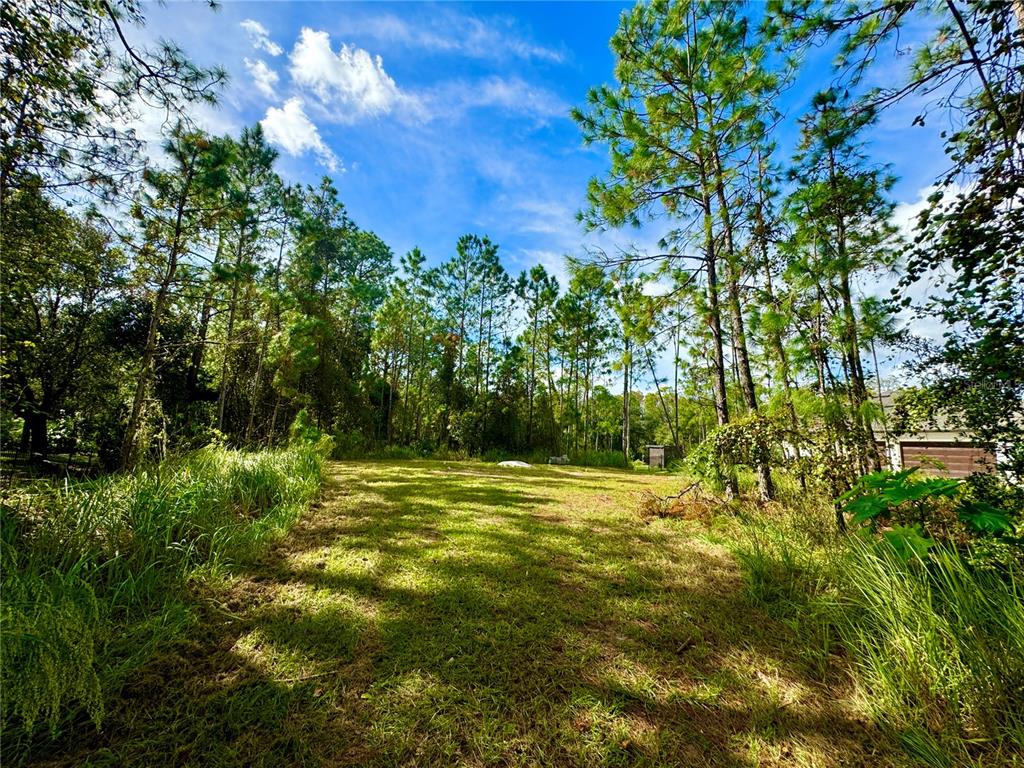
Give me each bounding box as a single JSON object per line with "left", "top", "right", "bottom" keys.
{"left": 4, "top": 135, "right": 704, "bottom": 469}
{"left": 573, "top": 0, "right": 1023, "bottom": 501}
{"left": 2, "top": 0, "right": 1021, "bottom": 491}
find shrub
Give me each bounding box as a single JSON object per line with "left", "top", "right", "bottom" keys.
{"left": 290, "top": 408, "right": 335, "bottom": 457}
{"left": 684, "top": 415, "right": 782, "bottom": 491}
{"left": 839, "top": 468, "right": 1016, "bottom": 558}
{"left": 375, "top": 445, "right": 425, "bottom": 460}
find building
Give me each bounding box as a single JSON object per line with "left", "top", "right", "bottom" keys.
{"left": 645, "top": 445, "right": 675, "bottom": 469}
{"left": 874, "top": 392, "right": 996, "bottom": 478}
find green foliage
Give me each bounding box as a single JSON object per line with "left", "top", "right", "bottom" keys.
{"left": 684, "top": 415, "right": 780, "bottom": 492}
{"left": 0, "top": 549, "right": 103, "bottom": 734}
{"left": 0, "top": 0, "right": 224, "bottom": 202}
{"left": 840, "top": 468, "right": 960, "bottom": 527}
{"left": 733, "top": 509, "right": 1024, "bottom": 763}
{"left": 839, "top": 468, "right": 1015, "bottom": 549}
{"left": 289, "top": 408, "right": 334, "bottom": 457}
{"left": 0, "top": 445, "right": 324, "bottom": 747}
{"left": 569, "top": 450, "right": 630, "bottom": 469}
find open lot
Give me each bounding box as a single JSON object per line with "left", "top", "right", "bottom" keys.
{"left": 47, "top": 461, "right": 901, "bottom": 767}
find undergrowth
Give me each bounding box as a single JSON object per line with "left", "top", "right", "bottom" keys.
{"left": 0, "top": 443, "right": 326, "bottom": 761}
{"left": 728, "top": 490, "right": 1024, "bottom": 766}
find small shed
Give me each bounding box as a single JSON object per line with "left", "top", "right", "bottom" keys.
{"left": 646, "top": 445, "right": 667, "bottom": 469}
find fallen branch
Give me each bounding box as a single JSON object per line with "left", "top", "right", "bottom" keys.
{"left": 637, "top": 482, "right": 713, "bottom": 519}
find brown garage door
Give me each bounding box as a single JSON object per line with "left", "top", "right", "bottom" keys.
{"left": 900, "top": 442, "right": 995, "bottom": 478}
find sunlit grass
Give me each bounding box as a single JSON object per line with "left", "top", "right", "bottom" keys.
{"left": 25, "top": 459, "right": 908, "bottom": 768}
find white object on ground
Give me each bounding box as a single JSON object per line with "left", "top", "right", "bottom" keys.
{"left": 497, "top": 460, "right": 531, "bottom": 468}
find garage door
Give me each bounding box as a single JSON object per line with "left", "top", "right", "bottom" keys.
{"left": 900, "top": 442, "right": 995, "bottom": 478}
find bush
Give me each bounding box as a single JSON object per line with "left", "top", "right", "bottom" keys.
{"left": 0, "top": 444, "right": 325, "bottom": 750}
{"left": 374, "top": 444, "right": 425, "bottom": 460}
{"left": 685, "top": 415, "right": 781, "bottom": 491}
{"left": 290, "top": 408, "right": 335, "bottom": 457}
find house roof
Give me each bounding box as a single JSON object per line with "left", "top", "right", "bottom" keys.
{"left": 873, "top": 390, "right": 965, "bottom": 442}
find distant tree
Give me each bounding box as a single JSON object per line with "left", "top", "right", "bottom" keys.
{"left": 120, "top": 126, "right": 229, "bottom": 466}
{"left": 770, "top": 0, "right": 1024, "bottom": 480}
{"left": 517, "top": 264, "right": 559, "bottom": 448}
{"left": 574, "top": 0, "right": 782, "bottom": 497}
{"left": 215, "top": 124, "right": 279, "bottom": 432}
{"left": 785, "top": 89, "right": 899, "bottom": 475}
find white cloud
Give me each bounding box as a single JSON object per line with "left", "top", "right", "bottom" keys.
{"left": 241, "top": 19, "right": 283, "bottom": 57}
{"left": 426, "top": 76, "right": 568, "bottom": 123}
{"left": 289, "top": 27, "right": 422, "bottom": 123}
{"left": 347, "top": 12, "right": 565, "bottom": 63}
{"left": 512, "top": 198, "right": 576, "bottom": 235}
{"left": 886, "top": 184, "right": 968, "bottom": 344}
{"left": 642, "top": 277, "right": 673, "bottom": 297}
{"left": 891, "top": 184, "right": 938, "bottom": 240}
{"left": 471, "top": 76, "right": 567, "bottom": 118}
{"left": 519, "top": 249, "right": 570, "bottom": 288}
{"left": 260, "top": 98, "right": 340, "bottom": 171}
{"left": 243, "top": 58, "right": 279, "bottom": 100}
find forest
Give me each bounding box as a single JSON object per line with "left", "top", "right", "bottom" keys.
{"left": 2, "top": 0, "right": 1023, "bottom": 766}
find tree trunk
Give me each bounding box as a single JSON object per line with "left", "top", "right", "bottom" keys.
{"left": 622, "top": 339, "right": 630, "bottom": 462}
{"left": 188, "top": 230, "right": 224, "bottom": 394}
{"left": 644, "top": 343, "right": 679, "bottom": 450}
{"left": 711, "top": 146, "right": 772, "bottom": 500}
{"left": 527, "top": 291, "right": 539, "bottom": 446}
{"left": 121, "top": 158, "right": 196, "bottom": 467}
{"left": 217, "top": 228, "right": 248, "bottom": 433}
{"left": 25, "top": 411, "right": 47, "bottom": 463}
{"left": 696, "top": 161, "right": 737, "bottom": 497}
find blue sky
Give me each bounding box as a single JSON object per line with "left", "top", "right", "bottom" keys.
{"left": 138, "top": 2, "right": 949, "bottom": 282}
{"left": 131, "top": 1, "right": 954, "bottom": 383}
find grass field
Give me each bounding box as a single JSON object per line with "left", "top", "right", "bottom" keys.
{"left": 42, "top": 460, "right": 904, "bottom": 767}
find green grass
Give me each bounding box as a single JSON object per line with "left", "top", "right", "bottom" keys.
{"left": 30, "top": 460, "right": 905, "bottom": 767}
{"left": 729, "top": 503, "right": 1024, "bottom": 767}
{"left": 1, "top": 445, "right": 325, "bottom": 761}
{"left": 831, "top": 542, "right": 1024, "bottom": 765}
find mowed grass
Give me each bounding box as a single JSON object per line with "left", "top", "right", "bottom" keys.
{"left": 43, "top": 461, "right": 903, "bottom": 767}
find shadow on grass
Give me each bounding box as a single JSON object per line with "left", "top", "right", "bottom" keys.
{"left": 33, "top": 462, "right": 897, "bottom": 768}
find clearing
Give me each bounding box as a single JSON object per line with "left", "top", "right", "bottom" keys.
{"left": 48, "top": 461, "right": 903, "bottom": 767}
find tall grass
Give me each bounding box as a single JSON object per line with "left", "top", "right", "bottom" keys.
{"left": 0, "top": 444, "right": 325, "bottom": 752}
{"left": 731, "top": 504, "right": 1024, "bottom": 765}
{"left": 830, "top": 541, "right": 1024, "bottom": 763}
